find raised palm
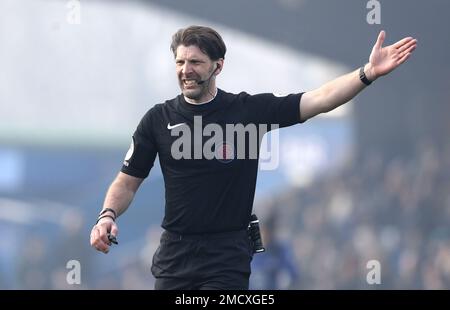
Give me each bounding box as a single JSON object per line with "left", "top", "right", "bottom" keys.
{"left": 368, "top": 31, "right": 417, "bottom": 79}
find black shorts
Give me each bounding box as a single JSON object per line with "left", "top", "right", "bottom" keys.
{"left": 151, "top": 229, "right": 253, "bottom": 290}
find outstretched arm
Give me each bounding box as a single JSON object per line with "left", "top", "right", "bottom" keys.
{"left": 299, "top": 31, "right": 417, "bottom": 122}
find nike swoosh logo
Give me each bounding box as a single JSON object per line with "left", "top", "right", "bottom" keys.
{"left": 167, "top": 123, "right": 186, "bottom": 130}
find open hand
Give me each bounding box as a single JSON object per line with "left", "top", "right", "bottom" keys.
{"left": 366, "top": 30, "right": 417, "bottom": 81}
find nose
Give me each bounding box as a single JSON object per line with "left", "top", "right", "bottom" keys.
{"left": 181, "top": 62, "right": 193, "bottom": 76}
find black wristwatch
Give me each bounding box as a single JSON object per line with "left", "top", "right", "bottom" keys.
{"left": 359, "top": 66, "right": 372, "bottom": 86}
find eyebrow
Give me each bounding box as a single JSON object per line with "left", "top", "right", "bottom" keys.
{"left": 175, "top": 58, "right": 206, "bottom": 63}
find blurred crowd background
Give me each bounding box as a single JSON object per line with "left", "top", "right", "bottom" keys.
{"left": 1, "top": 0, "right": 449, "bottom": 289}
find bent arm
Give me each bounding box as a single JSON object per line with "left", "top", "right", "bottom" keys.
{"left": 101, "top": 171, "right": 144, "bottom": 218}
{"left": 91, "top": 172, "right": 143, "bottom": 253}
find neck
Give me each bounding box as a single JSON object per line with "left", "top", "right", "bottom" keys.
{"left": 184, "top": 87, "right": 218, "bottom": 105}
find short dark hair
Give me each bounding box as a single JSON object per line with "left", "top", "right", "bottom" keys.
{"left": 170, "top": 25, "right": 226, "bottom": 60}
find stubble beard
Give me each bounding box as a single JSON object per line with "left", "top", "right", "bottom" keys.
{"left": 180, "top": 82, "right": 207, "bottom": 101}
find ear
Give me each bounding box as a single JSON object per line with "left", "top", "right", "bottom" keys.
{"left": 214, "top": 59, "right": 224, "bottom": 75}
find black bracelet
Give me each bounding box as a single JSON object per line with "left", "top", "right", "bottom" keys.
{"left": 96, "top": 214, "right": 115, "bottom": 225}
{"left": 99, "top": 208, "right": 117, "bottom": 219}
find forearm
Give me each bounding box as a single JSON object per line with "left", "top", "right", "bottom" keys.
{"left": 101, "top": 177, "right": 138, "bottom": 218}
{"left": 317, "top": 63, "right": 375, "bottom": 113}
{"left": 300, "top": 64, "right": 376, "bottom": 121}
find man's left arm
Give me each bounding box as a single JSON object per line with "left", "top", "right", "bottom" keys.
{"left": 299, "top": 31, "right": 417, "bottom": 122}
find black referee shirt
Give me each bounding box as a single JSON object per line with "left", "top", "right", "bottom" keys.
{"left": 121, "top": 89, "right": 303, "bottom": 234}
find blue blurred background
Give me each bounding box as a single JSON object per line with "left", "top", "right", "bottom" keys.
{"left": 1, "top": 0, "right": 449, "bottom": 289}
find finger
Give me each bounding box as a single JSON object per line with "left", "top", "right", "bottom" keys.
{"left": 393, "top": 37, "right": 414, "bottom": 49}
{"left": 375, "top": 30, "right": 386, "bottom": 48}
{"left": 93, "top": 228, "right": 110, "bottom": 253}
{"left": 397, "top": 52, "right": 411, "bottom": 65}
{"left": 398, "top": 44, "right": 417, "bottom": 59}
{"left": 397, "top": 39, "right": 417, "bottom": 53}
{"left": 92, "top": 229, "right": 103, "bottom": 249}
{"left": 110, "top": 223, "right": 119, "bottom": 237}
{"left": 90, "top": 227, "right": 97, "bottom": 246}
{"left": 97, "top": 224, "right": 111, "bottom": 245}
{"left": 91, "top": 226, "right": 103, "bottom": 247}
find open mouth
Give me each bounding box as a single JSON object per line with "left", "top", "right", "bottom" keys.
{"left": 183, "top": 79, "right": 198, "bottom": 87}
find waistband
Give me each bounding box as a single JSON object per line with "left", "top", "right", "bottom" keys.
{"left": 162, "top": 229, "right": 248, "bottom": 241}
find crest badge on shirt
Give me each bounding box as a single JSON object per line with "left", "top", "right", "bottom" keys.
{"left": 215, "top": 142, "right": 235, "bottom": 163}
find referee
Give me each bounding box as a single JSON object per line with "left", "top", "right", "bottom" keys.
{"left": 90, "top": 25, "right": 417, "bottom": 289}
